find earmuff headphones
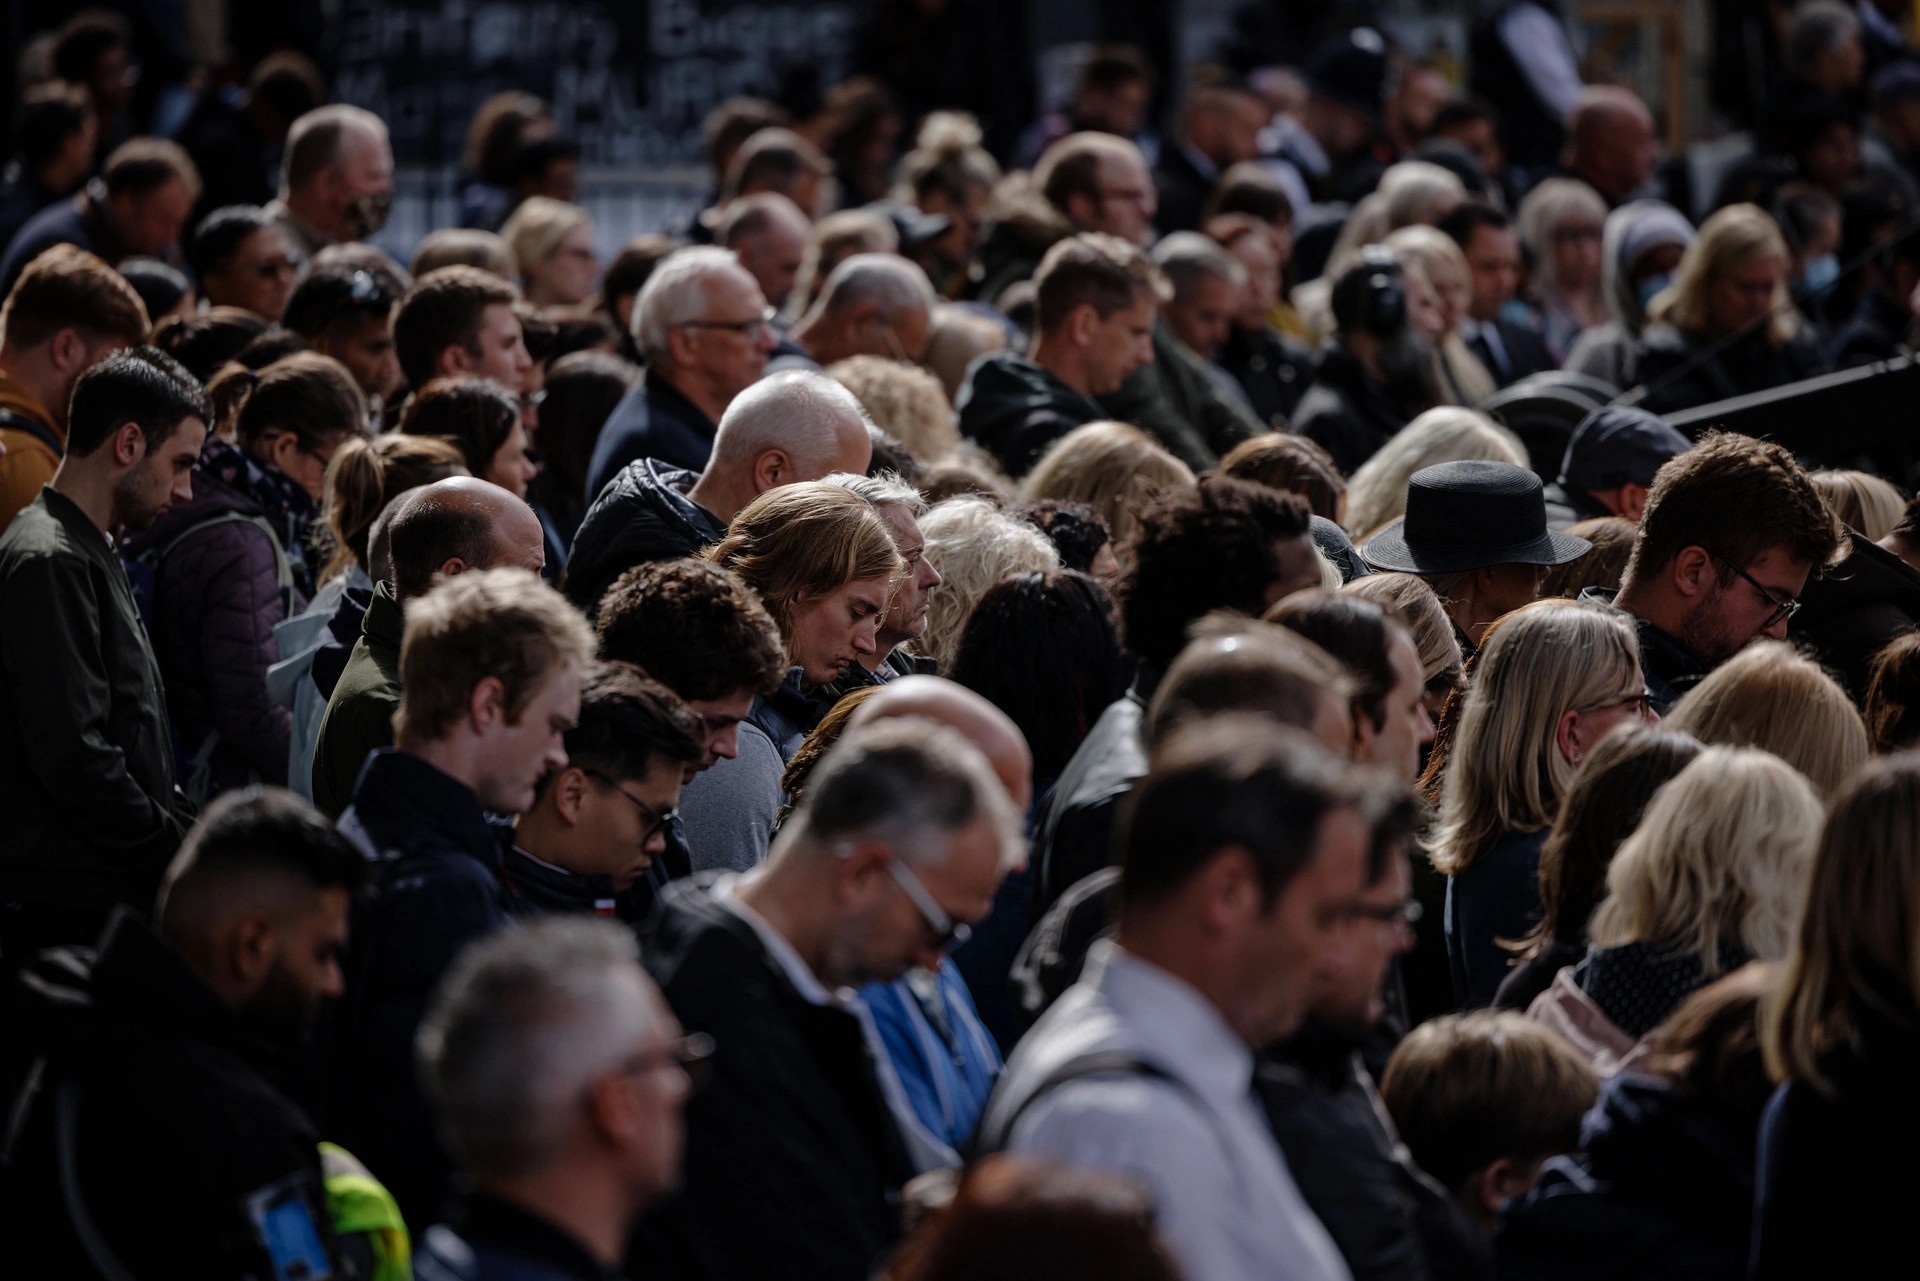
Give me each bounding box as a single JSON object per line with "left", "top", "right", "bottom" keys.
{"left": 1332, "top": 245, "right": 1407, "bottom": 339}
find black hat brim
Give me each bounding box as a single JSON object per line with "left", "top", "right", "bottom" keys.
{"left": 1360, "top": 521, "right": 1592, "bottom": 576}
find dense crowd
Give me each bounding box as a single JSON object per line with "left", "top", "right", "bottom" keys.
{"left": 4, "top": 2, "right": 1920, "bottom": 1279}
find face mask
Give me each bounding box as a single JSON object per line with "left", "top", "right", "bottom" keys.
{"left": 1799, "top": 254, "right": 1840, "bottom": 294}
{"left": 341, "top": 190, "right": 393, "bottom": 240}
{"left": 1636, "top": 272, "right": 1674, "bottom": 311}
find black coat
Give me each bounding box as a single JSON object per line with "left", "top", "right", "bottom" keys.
{"left": 1752, "top": 1001, "right": 1920, "bottom": 1279}
{"left": 1633, "top": 323, "right": 1829, "bottom": 417}
{"left": 1465, "top": 318, "right": 1559, "bottom": 389}
{"left": 1500, "top": 1073, "right": 1756, "bottom": 1281}
{"left": 1293, "top": 345, "right": 1414, "bottom": 478}
{"left": 630, "top": 879, "right": 913, "bottom": 1281}
{"left": 1219, "top": 324, "right": 1315, "bottom": 430}
{"left": 328, "top": 749, "right": 514, "bottom": 1231}
{"left": 583, "top": 373, "right": 719, "bottom": 505}
{"left": 1028, "top": 685, "right": 1149, "bottom": 922}
{"left": 1261, "top": 1022, "right": 1493, "bottom": 1281}
{"left": 564, "top": 459, "right": 727, "bottom": 617}
{"left": 0, "top": 908, "right": 337, "bottom": 1279}
{"left": 1829, "top": 288, "right": 1911, "bottom": 369}
{"left": 1152, "top": 144, "right": 1216, "bottom": 236}
{"left": 955, "top": 350, "right": 1105, "bottom": 478}
{"left": 1793, "top": 529, "right": 1920, "bottom": 702}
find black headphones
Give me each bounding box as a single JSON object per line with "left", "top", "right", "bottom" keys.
{"left": 1332, "top": 245, "right": 1407, "bottom": 339}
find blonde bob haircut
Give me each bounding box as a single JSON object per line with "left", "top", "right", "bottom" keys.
{"left": 1021, "top": 421, "right": 1196, "bottom": 562}
{"left": 1809, "top": 468, "right": 1906, "bottom": 542}
{"left": 1590, "top": 745, "right": 1822, "bottom": 975}
{"left": 499, "top": 197, "right": 593, "bottom": 276}
{"left": 1343, "top": 571, "right": 1466, "bottom": 703}
{"left": 1343, "top": 408, "right": 1527, "bottom": 543}
{"left": 1664, "top": 641, "right": 1868, "bottom": 798}
{"left": 1765, "top": 754, "right": 1920, "bottom": 1094}
{"left": 912, "top": 497, "right": 1062, "bottom": 672}
{"left": 1430, "top": 598, "right": 1641, "bottom": 876}
{"left": 396, "top": 567, "right": 597, "bottom": 745}
{"left": 705, "top": 482, "right": 905, "bottom": 643}
{"left": 1647, "top": 203, "right": 1798, "bottom": 346}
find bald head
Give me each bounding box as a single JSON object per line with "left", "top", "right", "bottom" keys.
{"left": 720, "top": 193, "right": 812, "bottom": 311}
{"left": 1566, "top": 87, "right": 1656, "bottom": 201}
{"left": 705, "top": 369, "right": 874, "bottom": 491}
{"left": 389, "top": 476, "right": 547, "bottom": 598}
{"left": 850, "top": 674, "right": 1034, "bottom": 810}
{"left": 794, "top": 254, "right": 937, "bottom": 366}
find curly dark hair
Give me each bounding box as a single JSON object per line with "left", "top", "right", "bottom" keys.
{"left": 1120, "top": 475, "right": 1312, "bottom": 672}
{"left": 595, "top": 557, "right": 788, "bottom": 701}
{"left": 1015, "top": 499, "right": 1112, "bottom": 573}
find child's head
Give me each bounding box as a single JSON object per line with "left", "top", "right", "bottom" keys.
{"left": 1379, "top": 1011, "right": 1599, "bottom": 1231}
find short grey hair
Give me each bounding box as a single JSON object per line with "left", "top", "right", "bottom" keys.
{"left": 784, "top": 717, "right": 1023, "bottom": 870}
{"left": 1786, "top": 1, "right": 1861, "bottom": 79}
{"left": 716, "top": 192, "right": 810, "bottom": 249}
{"left": 1151, "top": 231, "right": 1247, "bottom": 298}
{"left": 283, "top": 104, "right": 389, "bottom": 192}
{"left": 823, "top": 469, "right": 929, "bottom": 517}
{"left": 417, "top": 917, "right": 659, "bottom": 1180}
{"left": 809, "top": 253, "right": 936, "bottom": 323}
{"left": 708, "top": 369, "right": 871, "bottom": 473}
{"left": 632, "top": 245, "right": 745, "bottom": 361}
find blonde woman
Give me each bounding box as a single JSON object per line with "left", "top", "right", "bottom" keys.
{"left": 1021, "top": 422, "right": 1196, "bottom": 568}
{"left": 1387, "top": 224, "right": 1498, "bottom": 407}
{"left": 913, "top": 497, "right": 1062, "bottom": 672}
{"left": 1343, "top": 407, "right": 1527, "bottom": 542}
{"left": 1635, "top": 203, "right": 1829, "bottom": 416}
{"left": 1529, "top": 746, "right": 1822, "bottom": 1070}
{"left": 1430, "top": 598, "right": 1652, "bottom": 1006}
{"left": 1515, "top": 178, "right": 1609, "bottom": 358}
{"left": 828, "top": 355, "right": 962, "bottom": 462}
{"left": 1663, "top": 641, "right": 1868, "bottom": 798}
{"left": 1808, "top": 468, "right": 1905, "bottom": 540}
{"left": 1343, "top": 571, "right": 1466, "bottom": 721}
{"left": 499, "top": 196, "right": 598, "bottom": 307}
{"left": 1756, "top": 756, "right": 1920, "bottom": 1270}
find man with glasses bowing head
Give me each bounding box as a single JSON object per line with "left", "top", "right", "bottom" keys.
{"left": 630, "top": 717, "right": 1024, "bottom": 1281}
{"left": 1602, "top": 431, "right": 1842, "bottom": 714}
{"left": 586, "top": 245, "right": 781, "bottom": 500}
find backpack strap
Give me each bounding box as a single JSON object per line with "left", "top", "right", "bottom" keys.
{"left": 0, "top": 407, "right": 62, "bottom": 458}
{"left": 970, "top": 1050, "right": 1175, "bottom": 1159}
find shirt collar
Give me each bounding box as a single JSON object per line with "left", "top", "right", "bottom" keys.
{"left": 709, "top": 873, "right": 839, "bottom": 1006}
{"left": 1083, "top": 940, "right": 1256, "bottom": 1101}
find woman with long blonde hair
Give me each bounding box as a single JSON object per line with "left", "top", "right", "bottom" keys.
{"left": 1663, "top": 641, "right": 1868, "bottom": 798}
{"left": 1386, "top": 225, "right": 1498, "bottom": 407}
{"left": 1431, "top": 598, "right": 1652, "bottom": 1006}
{"left": 1755, "top": 755, "right": 1920, "bottom": 1273}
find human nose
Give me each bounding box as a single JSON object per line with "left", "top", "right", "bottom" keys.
{"left": 173, "top": 472, "right": 194, "bottom": 504}
{"left": 919, "top": 558, "right": 942, "bottom": 589}
{"left": 852, "top": 619, "right": 878, "bottom": 654}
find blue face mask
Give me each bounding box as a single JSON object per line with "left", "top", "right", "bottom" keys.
{"left": 1636, "top": 272, "right": 1674, "bottom": 311}
{"left": 1799, "top": 254, "right": 1840, "bottom": 294}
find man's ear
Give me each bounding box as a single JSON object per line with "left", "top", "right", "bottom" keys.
{"left": 665, "top": 326, "right": 700, "bottom": 369}
{"left": 1620, "top": 482, "right": 1650, "bottom": 522}
{"left": 832, "top": 837, "right": 891, "bottom": 906}
{"left": 1196, "top": 845, "right": 1260, "bottom": 934}
{"left": 468, "top": 674, "right": 507, "bottom": 732}
{"left": 227, "top": 914, "right": 277, "bottom": 989}
{"left": 552, "top": 766, "right": 590, "bottom": 825}
{"left": 751, "top": 448, "right": 793, "bottom": 492}
{"left": 1670, "top": 545, "right": 1714, "bottom": 600}
{"left": 437, "top": 343, "right": 476, "bottom": 378}
{"left": 46, "top": 326, "right": 87, "bottom": 373}
{"left": 1067, "top": 303, "right": 1099, "bottom": 348}
{"left": 112, "top": 420, "right": 147, "bottom": 467}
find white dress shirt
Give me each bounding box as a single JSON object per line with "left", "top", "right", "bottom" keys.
{"left": 983, "top": 941, "right": 1352, "bottom": 1281}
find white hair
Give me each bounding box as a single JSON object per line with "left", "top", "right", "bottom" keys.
{"left": 824, "top": 470, "right": 930, "bottom": 516}
{"left": 912, "top": 497, "right": 1061, "bottom": 673}
{"left": 1151, "top": 231, "right": 1247, "bottom": 298}
{"left": 1381, "top": 160, "right": 1467, "bottom": 231}
{"left": 632, "top": 245, "right": 745, "bottom": 360}
{"left": 708, "top": 369, "right": 872, "bottom": 474}
{"left": 417, "top": 917, "right": 660, "bottom": 1180}
{"left": 810, "top": 253, "right": 936, "bottom": 322}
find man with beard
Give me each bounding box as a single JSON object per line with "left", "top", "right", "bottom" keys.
{"left": 1294, "top": 249, "right": 1440, "bottom": 476}
{"left": 0, "top": 788, "right": 363, "bottom": 1278}
{"left": 1604, "top": 433, "right": 1842, "bottom": 713}
{"left": 0, "top": 349, "right": 206, "bottom": 958}
{"left": 266, "top": 105, "right": 395, "bottom": 259}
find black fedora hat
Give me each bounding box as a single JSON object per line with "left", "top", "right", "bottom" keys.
{"left": 1361, "top": 460, "right": 1591, "bottom": 575}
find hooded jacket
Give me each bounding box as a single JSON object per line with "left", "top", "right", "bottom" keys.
{"left": 0, "top": 908, "right": 336, "bottom": 1279}
{"left": 311, "top": 583, "right": 407, "bottom": 820}
{"left": 1793, "top": 530, "right": 1920, "bottom": 702}
{"left": 630, "top": 877, "right": 914, "bottom": 1281}
{"left": 563, "top": 459, "right": 726, "bottom": 617}
{"left": 124, "top": 452, "right": 301, "bottom": 795}
{"left": 583, "top": 371, "right": 718, "bottom": 503}
{"left": 955, "top": 351, "right": 1105, "bottom": 478}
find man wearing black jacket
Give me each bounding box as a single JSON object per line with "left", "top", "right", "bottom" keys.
{"left": 1, "top": 788, "right": 363, "bottom": 1279}
{"left": 1294, "top": 252, "right": 1440, "bottom": 476}
{"left": 0, "top": 348, "right": 205, "bottom": 956}
{"left": 630, "top": 719, "right": 1021, "bottom": 1281}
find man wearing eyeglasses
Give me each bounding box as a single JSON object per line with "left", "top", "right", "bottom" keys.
{"left": 502, "top": 664, "right": 704, "bottom": 916}
{"left": 630, "top": 719, "right": 1023, "bottom": 1281}
{"left": 1604, "top": 432, "right": 1842, "bottom": 714}
{"left": 417, "top": 916, "right": 703, "bottom": 1281}
{"left": 586, "top": 246, "right": 779, "bottom": 499}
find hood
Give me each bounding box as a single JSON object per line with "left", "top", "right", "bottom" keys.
{"left": 1601, "top": 201, "right": 1695, "bottom": 334}
{"left": 955, "top": 351, "right": 1102, "bottom": 436}
{"left": 563, "top": 458, "right": 723, "bottom": 616}
{"left": 121, "top": 463, "right": 264, "bottom": 560}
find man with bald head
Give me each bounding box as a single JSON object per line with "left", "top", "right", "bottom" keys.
{"left": 268, "top": 104, "right": 395, "bottom": 257}
{"left": 587, "top": 246, "right": 779, "bottom": 496}
{"left": 311, "top": 476, "right": 548, "bottom": 817}
{"left": 1563, "top": 87, "right": 1658, "bottom": 207}
{"left": 565, "top": 369, "right": 872, "bottom": 615}
{"left": 717, "top": 192, "right": 811, "bottom": 313}
{"left": 775, "top": 253, "right": 937, "bottom": 373}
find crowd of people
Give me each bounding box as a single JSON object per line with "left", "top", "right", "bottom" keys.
{"left": 4, "top": 2, "right": 1920, "bottom": 1278}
